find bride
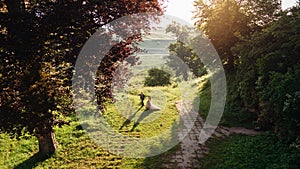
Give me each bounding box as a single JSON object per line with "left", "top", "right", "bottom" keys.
{"left": 145, "top": 96, "right": 161, "bottom": 111}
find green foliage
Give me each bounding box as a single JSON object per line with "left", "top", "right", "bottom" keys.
{"left": 232, "top": 7, "right": 300, "bottom": 140}
{"left": 196, "top": 1, "right": 300, "bottom": 141}
{"left": 192, "top": 0, "right": 286, "bottom": 132}
{"left": 194, "top": 0, "right": 281, "bottom": 71}
{"left": 165, "top": 22, "right": 206, "bottom": 80}
{"left": 201, "top": 134, "right": 300, "bottom": 169}
{"left": 198, "top": 80, "right": 211, "bottom": 118}
{"left": 256, "top": 66, "right": 300, "bottom": 139}
{"left": 225, "top": 73, "right": 258, "bottom": 128}
{"left": 199, "top": 76, "right": 256, "bottom": 128}
{"left": 144, "top": 68, "right": 171, "bottom": 86}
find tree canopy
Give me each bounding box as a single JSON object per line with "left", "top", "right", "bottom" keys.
{"left": 0, "top": 0, "right": 165, "bottom": 156}
{"left": 194, "top": 0, "right": 281, "bottom": 71}
{"left": 234, "top": 7, "right": 300, "bottom": 140}
{"left": 144, "top": 68, "right": 171, "bottom": 86}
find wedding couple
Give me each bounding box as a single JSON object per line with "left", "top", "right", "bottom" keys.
{"left": 139, "top": 92, "right": 161, "bottom": 111}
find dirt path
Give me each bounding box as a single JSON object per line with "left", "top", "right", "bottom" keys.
{"left": 161, "top": 100, "right": 260, "bottom": 169}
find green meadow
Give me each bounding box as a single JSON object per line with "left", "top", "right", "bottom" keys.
{"left": 0, "top": 32, "right": 186, "bottom": 168}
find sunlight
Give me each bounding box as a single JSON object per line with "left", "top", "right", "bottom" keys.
{"left": 165, "top": 0, "right": 298, "bottom": 24}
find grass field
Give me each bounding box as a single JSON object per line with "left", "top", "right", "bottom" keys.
{"left": 0, "top": 81, "right": 183, "bottom": 169}
{"left": 0, "top": 58, "right": 185, "bottom": 168}
{"left": 0, "top": 119, "right": 180, "bottom": 169}
{"left": 0, "top": 26, "right": 199, "bottom": 169}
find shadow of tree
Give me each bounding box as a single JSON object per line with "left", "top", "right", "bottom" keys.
{"left": 119, "top": 106, "right": 143, "bottom": 130}
{"left": 130, "top": 109, "right": 156, "bottom": 131}
{"left": 135, "top": 119, "right": 184, "bottom": 169}
{"left": 14, "top": 152, "right": 51, "bottom": 169}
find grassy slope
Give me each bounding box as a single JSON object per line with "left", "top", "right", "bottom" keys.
{"left": 0, "top": 53, "right": 182, "bottom": 169}
{"left": 0, "top": 83, "right": 181, "bottom": 168}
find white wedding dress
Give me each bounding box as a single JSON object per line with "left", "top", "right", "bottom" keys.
{"left": 145, "top": 98, "right": 161, "bottom": 111}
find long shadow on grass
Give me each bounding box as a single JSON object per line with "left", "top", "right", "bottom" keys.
{"left": 14, "top": 152, "right": 50, "bottom": 169}
{"left": 130, "top": 109, "right": 156, "bottom": 132}
{"left": 136, "top": 119, "right": 184, "bottom": 168}
{"left": 119, "top": 106, "right": 143, "bottom": 130}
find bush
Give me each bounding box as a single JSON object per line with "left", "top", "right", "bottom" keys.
{"left": 144, "top": 68, "right": 171, "bottom": 87}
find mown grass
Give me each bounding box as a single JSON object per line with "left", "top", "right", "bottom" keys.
{"left": 0, "top": 71, "right": 182, "bottom": 169}
{"left": 0, "top": 104, "right": 181, "bottom": 169}
{"left": 106, "top": 85, "right": 181, "bottom": 135}
{"left": 1, "top": 119, "right": 122, "bottom": 169}
{"left": 0, "top": 132, "right": 38, "bottom": 168}
{"left": 200, "top": 134, "right": 300, "bottom": 169}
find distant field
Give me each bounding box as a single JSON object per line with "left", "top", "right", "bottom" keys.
{"left": 143, "top": 31, "right": 176, "bottom": 41}
{"left": 132, "top": 54, "right": 168, "bottom": 72}
{"left": 123, "top": 38, "right": 175, "bottom": 73}
{"left": 138, "top": 39, "right": 174, "bottom": 54}
{"left": 120, "top": 23, "right": 177, "bottom": 73}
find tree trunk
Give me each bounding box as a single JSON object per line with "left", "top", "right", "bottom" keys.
{"left": 37, "top": 132, "right": 58, "bottom": 157}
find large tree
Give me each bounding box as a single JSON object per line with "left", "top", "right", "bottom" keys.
{"left": 193, "top": 0, "right": 281, "bottom": 71}
{"left": 0, "top": 0, "right": 164, "bottom": 156}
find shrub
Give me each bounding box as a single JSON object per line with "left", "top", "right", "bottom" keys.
{"left": 144, "top": 68, "right": 171, "bottom": 86}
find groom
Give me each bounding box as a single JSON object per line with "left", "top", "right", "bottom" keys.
{"left": 139, "top": 92, "right": 145, "bottom": 107}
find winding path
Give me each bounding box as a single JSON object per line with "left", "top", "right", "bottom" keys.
{"left": 161, "top": 100, "right": 260, "bottom": 169}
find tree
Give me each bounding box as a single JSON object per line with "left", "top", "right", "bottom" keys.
{"left": 165, "top": 22, "right": 206, "bottom": 80}
{"left": 0, "top": 0, "right": 164, "bottom": 156}
{"left": 144, "top": 68, "right": 171, "bottom": 86}
{"left": 193, "top": 0, "right": 281, "bottom": 71}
